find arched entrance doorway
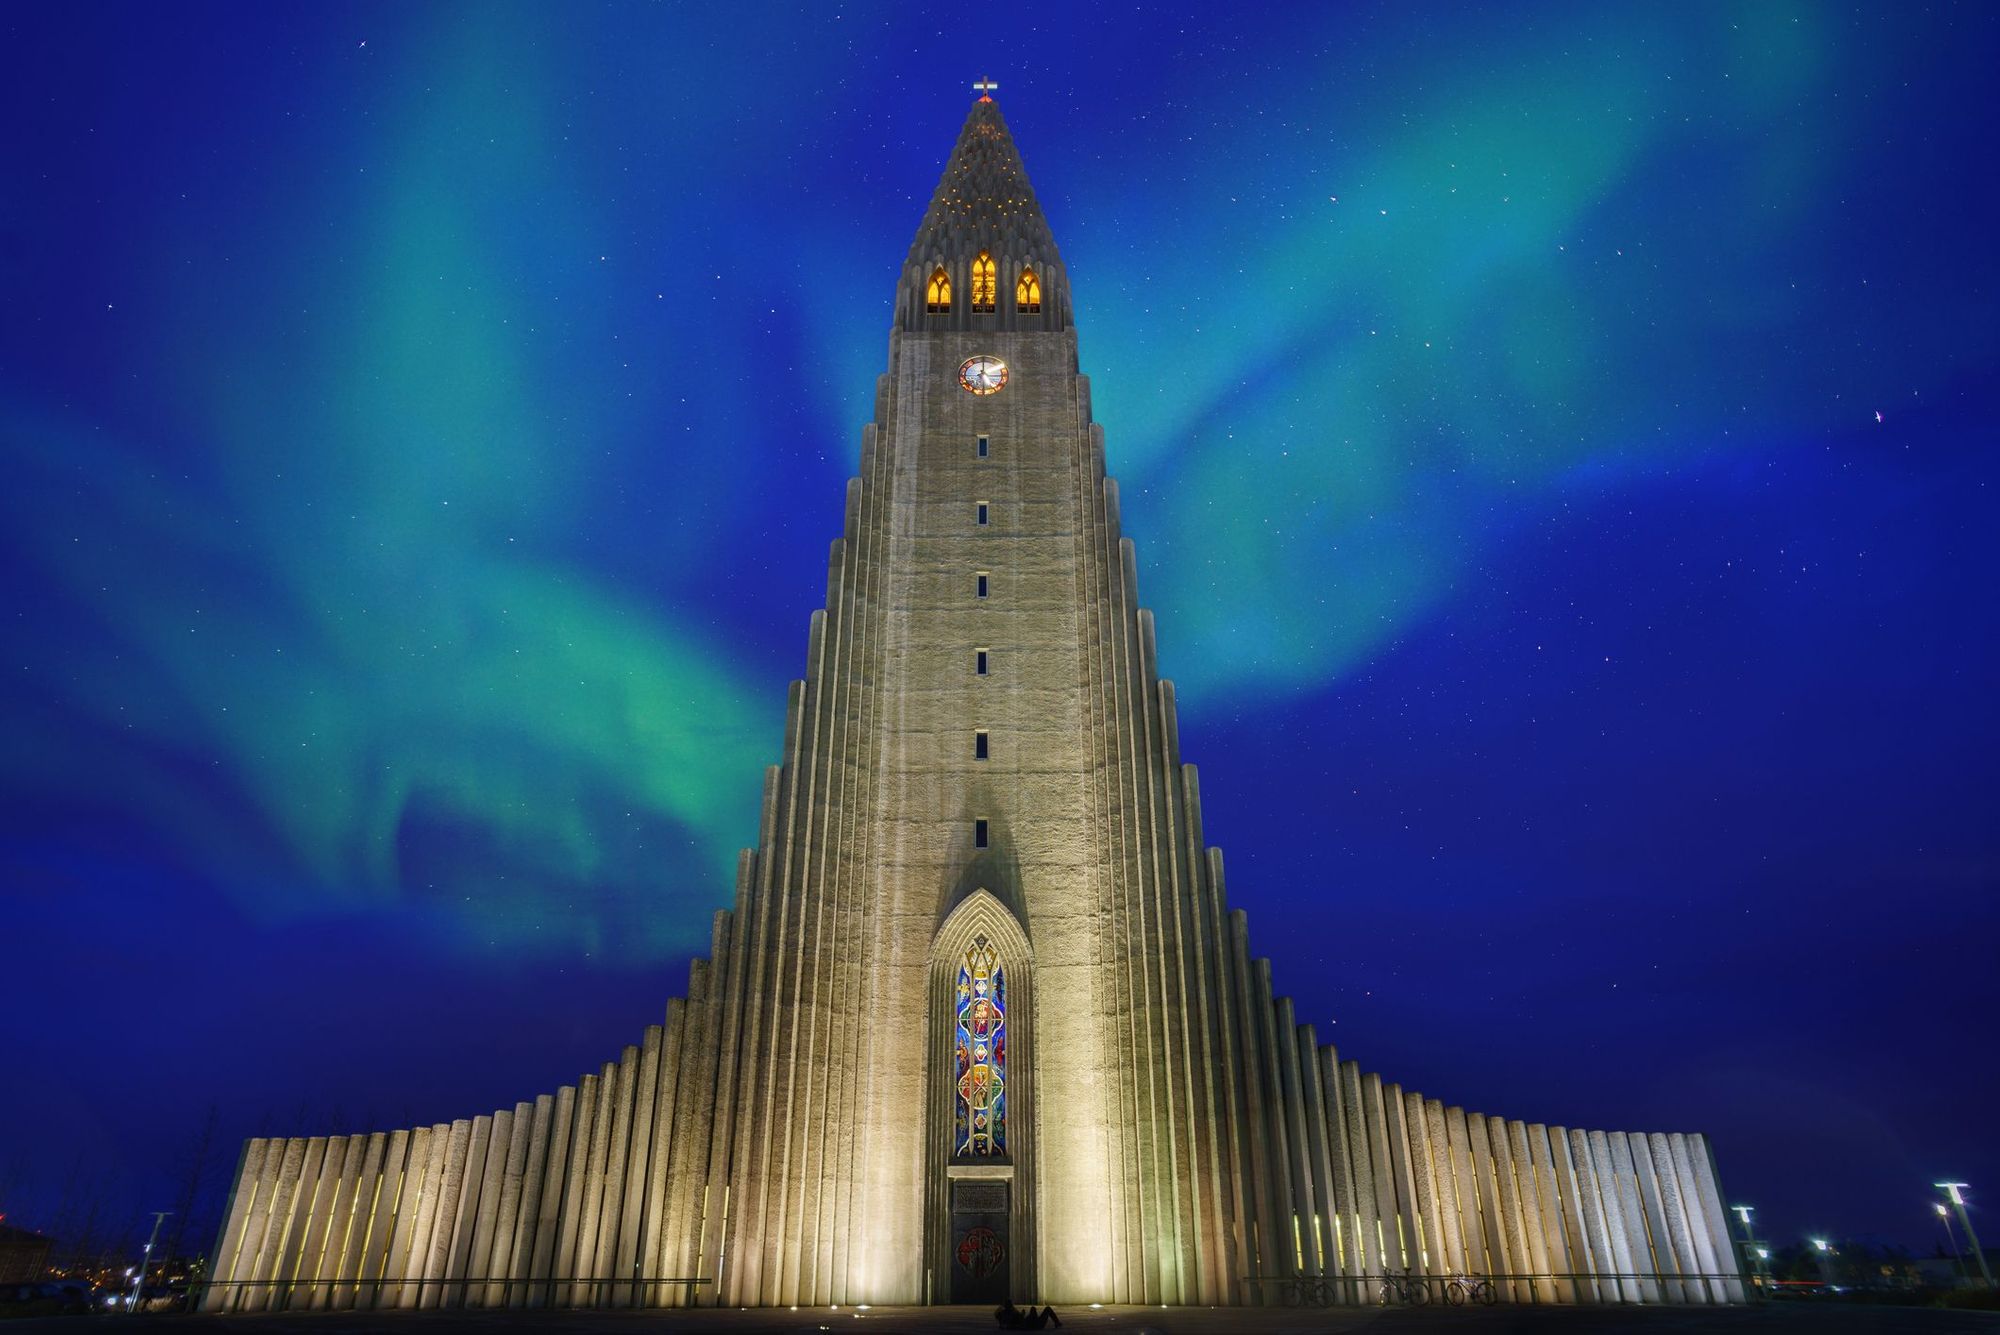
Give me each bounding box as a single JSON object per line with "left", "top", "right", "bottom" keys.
{"left": 926, "top": 889, "right": 1035, "bottom": 1303}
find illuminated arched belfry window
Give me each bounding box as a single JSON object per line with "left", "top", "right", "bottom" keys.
{"left": 971, "top": 251, "right": 997, "bottom": 313}
{"left": 1015, "top": 267, "right": 1041, "bottom": 313}
{"left": 954, "top": 935, "right": 1007, "bottom": 1156}
{"left": 927, "top": 266, "right": 952, "bottom": 313}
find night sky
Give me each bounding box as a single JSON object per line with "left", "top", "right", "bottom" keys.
{"left": 4, "top": 1, "right": 1996, "bottom": 1263}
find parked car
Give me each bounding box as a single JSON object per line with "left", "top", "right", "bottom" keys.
{"left": 0, "top": 1278, "right": 101, "bottom": 1314}
{"left": 98, "top": 1282, "right": 187, "bottom": 1312}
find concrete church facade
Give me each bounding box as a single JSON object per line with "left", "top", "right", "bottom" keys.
{"left": 204, "top": 94, "right": 1744, "bottom": 1312}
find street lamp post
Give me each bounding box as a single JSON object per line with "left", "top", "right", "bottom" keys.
{"left": 128, "top": 1212, "right": 170, "bottom": 1313}
{"left": 1732, "top": 1206, "right": 1770, "bottom": 1288}
{"left": 1937, "top": 1184, "right": 1996, "bottom": 1291}
{"left": 1810, "top": 1238, "right": 1837, "bottom": 1289}
{"left": 1937, "top": 1203, "right": 1966, "bottom": 1285}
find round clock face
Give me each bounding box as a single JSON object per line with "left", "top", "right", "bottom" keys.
{"left": 959, "top": 355, "right": 1008, "bottom": 395}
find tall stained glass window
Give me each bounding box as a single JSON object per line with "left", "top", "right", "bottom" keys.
{"left": 954, "top": 938, "right": 1006, "bottom": 1156}
{"left": 927, "top": 266, "right": 952, "bottom": 312}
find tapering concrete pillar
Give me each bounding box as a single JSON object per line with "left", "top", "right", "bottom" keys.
{"left": 1648, "top": 1132, "right": 1706, "bottom": 1303}
{"left": 659, "top": 955, "right": 714, "bottom": 1303}
{"left": 1446, "top": 1108, "right": 1486, "bottom": 1275}
{"left": 593, "top": 1048, "right": 638, "bottom": 1305}
{"left": 1545, "top": 1128, "right": 1592, "bottom": 1302}
{"left": 643, "top": 1006, "right": 686, "bottom": 1306}
{"left": 340, "top": 1140, "right": 381, "bottom": 1311}
{"left": 484, "top": 1106, "right": 533, "bottom": 1306}
{"left": 273, "top": 1137, "right": 329, "bottom": 1312}
{"left": 1628, "top": 1129, "right": 1682, "bottom": 1301}
{"left": 384, "top": 1126, "right": 438, "bottom": 1308}
{"left": 1483, "top": 1116, "right": 1526, "bottom": 1300}
{"left": 614, "top": 1028, "right": 663, "bottom": 1307}
{"left": 249, "top": 1137, "right": 309, "bottom": 1311}
{"left": 1363, "top": 1076, "right": 1399, "bottom": 1274}
{"left": 443, "top": 1115, "right": 495, "bottom": 1306}
{"left": 569, "top": 1068, "right": 614, "bottom": 1305}
{"left": 1466, "top": 1117, "right": 1510, "bottom": 1296}
{"left": 355, "top": 1129, "right": 407, "bottom": 1310}
{"left": 528, "top": 1086, "right": 580, "bottom": 1306}
{"left": 298, "top": 1134, "right": 355, "bottom": 1309}
{"left": 1251, "top": 962, "right": 1299, "bottom": 1292}
{"left": 1525, "top": 1125, "right": 1574, "bottom": 1302}
{"left": 1295, "top": 1027, "right": 1339, "bottom": 1281}
{"left": 1604, "top": 1133, "right": 1659, "bottom": 1303}
{"left": 1272, "top": 1000, "right": 1317, "bottom": 1276}
{"left": 1584, "top": 1131, "right": 1638, "bottom": 1302}
{"left": 230, "top": 1137, "right": 279, "bottom": 1311}
{"left": 203, "top": 1138, "right": 266, "bottom": 1311}
{"left": 507, "top": 1095, "right": 554, "bottom": 1308}
{"left": 459, "top": 1112, "right": 507, "bottom": 1307}
{"left": 1380, "top": 1085, "right": 1420, "bottom": 1274}
{"left": 1689, "top": 1135, "right": 1746, "bottom": 1302}
{"left": 417, "top": 1121, "right": 468, "bottom": 1308}
{"left": 1425, "top": 1100, "right": 1465, "bottom": 1278}
{"left": 1404, "top": 1091, "right": 1446, "bottom": 1280}
{"left": 1665, "top": 1133, "right": 1727, "bottom": 1302}
{"left": 1318, "top": 1049, "right": 1358, "bottom": 1295}
{"left": 1338, "top": 1061, "right": 1380, "bottom": 1278}
{"left": 1508, "top": 1121, "right": 1555, "bottom": 1302}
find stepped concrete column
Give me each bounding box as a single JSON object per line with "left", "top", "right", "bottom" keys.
{"left": 1584, "top": 1131, "right": 1636, "bottom": 1302}
{"left": 1628, "top": 1129, "right": 1682, "bottom": 1302}
{"left": 1604, "top": 1133, "right": 1658, "bottom": 1302}
{"left": 1425, "top": 1100, "right": 1465, "bottom": 1278}
{"left": 1484, "top": 1116, "right": 1527, "bottom": 1300}
{"left": 1507, "top": 1121, "right": 1555, "bottom": 1302}
{"left": 1526, "top": 1125, "right": 1575, "bottom": 1302}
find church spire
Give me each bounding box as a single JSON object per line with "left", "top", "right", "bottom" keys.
{"left": 897, "top": 91, "right": 1070, "bottom": 332}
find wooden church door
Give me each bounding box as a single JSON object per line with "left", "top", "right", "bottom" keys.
{"left": 949, "top": 1178, "right": 1009, "bottom": 1303}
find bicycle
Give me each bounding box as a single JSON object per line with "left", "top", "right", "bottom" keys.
{"left": 1377, "top": 1268, "right": 1431, "bottom": 1305}
{"left": 1293, "top": 1277, "right": 1336, "bottom": 1308}
{"left": 1443, "top": 1274, "right": 1497, "bottom": 1306}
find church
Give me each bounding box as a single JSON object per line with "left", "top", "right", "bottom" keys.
{"left": 203, "top": 89, "right": 1744, "bottom": 1312}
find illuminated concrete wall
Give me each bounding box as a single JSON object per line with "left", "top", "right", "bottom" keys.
{"left": 202, "top": 1000, "right": 1745, "bottom": 1311}
{"left": 205, "top": 96, "right": 1744, "bottom": 1312}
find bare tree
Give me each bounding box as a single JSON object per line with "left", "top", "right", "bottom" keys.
{"left": 167, "top": 1106, "right": 220, "bottom": 1263}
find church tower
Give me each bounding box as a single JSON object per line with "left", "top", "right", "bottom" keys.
{"left": 201, "top": 92, "right": 1746, "bottom": 1313}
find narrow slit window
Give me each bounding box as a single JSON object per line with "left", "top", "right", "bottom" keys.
{"left": 975, "top": 648, "right": 989, "bottom": 676}
{"left": 976, "top": 501, "right": 989, "bottom": 526}
{"left": 976, "top": 572, "right": 989, "bottom": 599}
{"left": 976, "top": 435, "right": 989, "bottom": 459}
{"left": 974, "top": 818, "right": 989, "bottom": 849}
{"left": 974, "top": 730, "right": 989, "bottom": 760}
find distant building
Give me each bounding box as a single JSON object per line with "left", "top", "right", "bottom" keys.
{"left": 1915, "top": 1255, "right": 1973, "bottom": 1288}
{"left": 0, "top": 1223, "right": 53, "bottom": 1284}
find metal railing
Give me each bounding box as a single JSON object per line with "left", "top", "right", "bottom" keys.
{"left": 191, "top": 1273, "right": 713, "bottom": 1313}
{"left": 1244, "top": 1269, "right": 1757, "bottom": 1307}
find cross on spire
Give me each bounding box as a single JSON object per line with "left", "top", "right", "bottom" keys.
{"left": 973, "top": 76, "right": 998, "bottom": 102}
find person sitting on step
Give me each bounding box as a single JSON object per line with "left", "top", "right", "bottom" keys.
{"left": 993, "top": 1299, "right": 1062, "bottom": 1329}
